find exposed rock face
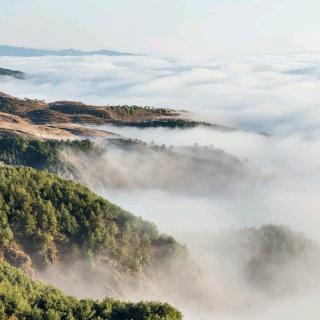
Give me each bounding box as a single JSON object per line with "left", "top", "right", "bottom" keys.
{"left": 0, "top": 243, "right": 34, "bottom": 276}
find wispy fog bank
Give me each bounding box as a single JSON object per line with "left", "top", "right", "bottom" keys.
{"left": 61, "top": 123, "right": 320, "bottom": 319}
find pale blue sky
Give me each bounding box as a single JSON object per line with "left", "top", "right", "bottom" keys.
{"left": 1, "top": 0, "right": 320, "bottom": 57}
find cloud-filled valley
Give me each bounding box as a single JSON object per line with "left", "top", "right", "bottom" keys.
{"left": 2, "top": 53, "right": 320, "bottom": 135}
{"left": 1, "top": 53, "right": 320, "bottom": 319}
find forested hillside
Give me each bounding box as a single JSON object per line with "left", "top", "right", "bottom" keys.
{"left": 0, "top": 135, "right": 96, "bottom": 177}
{"left": 0, "top": 135, "right": 188, "bottom": 318}
{"left": 0, "top": 165, "right": 185, "bottom": 273}
{"left": 0, "top": 261, "right": 182, "bottom": 320}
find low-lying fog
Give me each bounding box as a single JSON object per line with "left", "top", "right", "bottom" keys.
{"left": 79, "top": 125, "right": 320, "bottom": 241}
{"left": 2, "top": 53, "right": 320, "bottom": 319}
{"left": 63, "top": 124, "right": 320, "bottom": 319}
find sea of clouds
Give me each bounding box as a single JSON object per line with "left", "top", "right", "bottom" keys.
{"left": 1, "top": 53, "right": 320, "bottom": 319}
{"left": 1, "top": 53, "right": 320, "bottom": 135}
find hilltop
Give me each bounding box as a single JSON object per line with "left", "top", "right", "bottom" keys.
{"left": 0, "top": 92, "right": 231, "bottom": 140}
{"left": 0, "top": 45, "right": 134, "bottom": 57}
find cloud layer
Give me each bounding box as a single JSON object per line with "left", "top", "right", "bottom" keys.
{"left": 2, "top": 53, "right": 320, "bottom": 135}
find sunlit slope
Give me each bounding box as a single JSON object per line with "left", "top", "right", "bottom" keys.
{"left": 0, "top": 92, "right": 229, "bottom": 131}
{"left": 0, "top": 165, "right": 184, "bottom": 273}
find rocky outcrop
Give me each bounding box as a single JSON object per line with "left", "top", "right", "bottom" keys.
{"left": 0, "top": 242, "right": 34, "bottom": 275}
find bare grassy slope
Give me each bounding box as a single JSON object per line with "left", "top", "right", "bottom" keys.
{"left": 0, "top": 92, "right": 229, "bottom": 131}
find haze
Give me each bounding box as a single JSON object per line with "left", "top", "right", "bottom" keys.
{"left": 1, "top": 1, "right": 320, "bottom": 319}
{"left": 1, "top": 0, "right": 320, "bottom": 58}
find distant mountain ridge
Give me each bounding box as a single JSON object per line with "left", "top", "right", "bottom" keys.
{"left": 0, "top": 67, "right": 25, "bottom": 79}
{"left": 0, "top": 45, "right": 135, "bottom": 57}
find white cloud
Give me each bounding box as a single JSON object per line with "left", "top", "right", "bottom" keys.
{"left": 2, "top": 53, "right": 320, "bottom": 135}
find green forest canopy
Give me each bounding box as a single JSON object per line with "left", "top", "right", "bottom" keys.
{"left": 0, "top": 165, "right": 185, "bottom": 272}
{"left": 0, "top": 135, "right": 96, "bottom": 176}
{"left": 0, "top": 261, "right": 182, "bottom": 320}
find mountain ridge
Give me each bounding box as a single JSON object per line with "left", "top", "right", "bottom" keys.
{"left": 0, "top": 45, "right": 135, "bottom": 57}
{"left": 0, "top": 92, "right": 232, "bottom": 140}
{"left": 0, "top": 67, "right": 25, "bottom": 79}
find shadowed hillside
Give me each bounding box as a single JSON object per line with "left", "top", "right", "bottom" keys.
{"left": 0, "top": 67, "right": 24, "bottom": 79}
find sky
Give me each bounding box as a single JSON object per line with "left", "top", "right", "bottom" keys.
{"left": 1, "top": 0, "right": 320, "bottom": 58}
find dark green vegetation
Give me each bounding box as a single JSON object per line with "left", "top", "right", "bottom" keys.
{"left": 0, "top": 67, "right": 24, "bottom": 79}
{"left": 0, "top": 135, "right": 96, "bottom": 177}
{"left": 0, "top": 261, "right": 182, "bottom": 320}
{"left": 115, "top": 118, "right": 228, "bottom": 130}
{"left": 0, "top": 134, "right": 185, "bottom": 318}
{"left": 0, "top": 165, "right": 184, "bottom": 272}
{"left": 49, "top": 102, "right": 174, "bottom": 120}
